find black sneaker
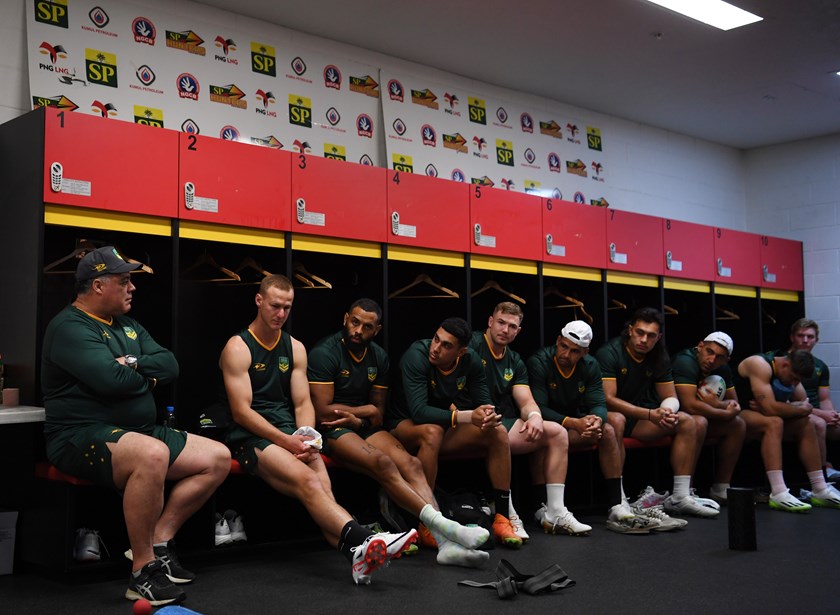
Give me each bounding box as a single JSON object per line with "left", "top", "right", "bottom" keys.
{"left": 154, "top": 540, "right": 196, "bottom": 584}
{"left": 125, "top": 560, "right": 186, "bottom": 606}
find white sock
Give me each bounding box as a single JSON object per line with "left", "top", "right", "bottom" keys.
{"left": 508, "top": 491, "right": 518, "bottom": 519}
{"left": 420, "top": 504, "right": 489, "bottom": 550}
{"left": 766, "top": 470, "right": 788, "bottom": 497}
{"left": 620, "top": 477, "right": 627, "bottom": 503}
{"left": 807, "top": 470, "right": 828, "bottom": 493}
{"left": 435, "top": 536, "right": 490, "bottom": 568}
{"left": 710, "top": 483, "right": 729, "bottom": 498}
{"left": 546, "top": 483, "right": 566, "bottom": 516}
{"left": 672, "top": 475, "right": 691, "bottom": 500}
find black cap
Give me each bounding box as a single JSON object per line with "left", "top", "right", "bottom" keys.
{"left": 75, "top": 246, "right": 141, "bottom": 281}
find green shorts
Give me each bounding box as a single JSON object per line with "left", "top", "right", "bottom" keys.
{"left": 226, "top": 424, "right": 296, "bottom": 475}
{"left": 49, "top": 424, "right": 187, "bottom": 490}
{"left": 321, "top": 424, "right": 384, "bottom": 455}
{"left": 501, "top": 417, "right": 518, "bottom": 432}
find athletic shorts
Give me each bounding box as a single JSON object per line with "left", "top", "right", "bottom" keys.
{"left": 226, "top": 424, "right": 296, "bottom": 475}
{"left": 501, "top": 417, "right": 518, "bottom": 432}
{"left": 320, "top": 424, "right": 384, "bottom": 455}
{"left": 49, "top": 424, "right": 187, "bottom": 490}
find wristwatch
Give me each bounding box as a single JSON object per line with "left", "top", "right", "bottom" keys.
{"left": 124, "top": 354, "right": 138, "bottom": 370}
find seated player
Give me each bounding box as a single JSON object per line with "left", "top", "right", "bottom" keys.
{"left": 220, "top": 275, "right": 416, "bottom": 584}
{"left": 596, "top": 307, "right": 718, "bottom": 518}
{"left": 529, "top": 321, "right": 666, "bottom": 534}
{"left": 671, "top": 332, "right": 746, "bottom": 504}
{"left": 387, "top": 317, "right": 522, "bottom": 548}
{"left": 737, "top": 349, "right": 840, "bottom": 511}
{"left": 467, "top": 303, "right": 590, "bottom": 537}
{"left": 308, "top": 299, "right": 489, "bottom": 567}
{"left": 784, "top": 319, "right": 840, "bottom": 480}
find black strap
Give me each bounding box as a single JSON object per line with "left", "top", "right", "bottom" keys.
{"left": 458, "top": 559, "right": 575, "bottom": 599}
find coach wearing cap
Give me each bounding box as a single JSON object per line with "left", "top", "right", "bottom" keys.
{"left": 41, "top": 246, "right": 230, "bottom": 606}
{"left": 671, "top": 331, "right": 745, "bottom": 506}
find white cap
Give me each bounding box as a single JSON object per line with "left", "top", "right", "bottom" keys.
{"left": 561, "top": 320, "right": 593, "bottom": 348}
{"left": 704, "top": 331, "right": 734, "bottom": 355}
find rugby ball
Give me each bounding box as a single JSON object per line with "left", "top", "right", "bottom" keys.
{"left": 698, "top": 375, "right": 726, "bottom": 401}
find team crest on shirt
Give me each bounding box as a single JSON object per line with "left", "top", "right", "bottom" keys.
{"left": 503, "top": 368, "right": 514, "bottom": 381}
{"left": 340, "top": 369, "right": 350, "bottom": 378}
{"left": 278, "top": 357, "right": 290, "bottom": 373}
{"left": 122, "top": 326, "right": 137, "bottom": 340}
{"left": 101, "top": 330, "right": 111, "bottom": 340}
{"left": 815, "top": 367, "right": 823, "bottom": 377}
{"left": 578, "top": 384, "right": 585, "bottom": 393}
{"left": 457, "top": 377, "right": 466, "bottom": 390}
{"left": 253, "top": 363, "right": 266, "bottom": 371}
{"left": 645, "top": 370, "right": 653, "bottom": 377}
{"left": 367, "top": 368, "right": 377, "bottom": 382}
{"left": 620, "top": 368, "right": 628, "bottom": 375}
{"left": 549, "top": 383, "right": 557, "bottom": 390}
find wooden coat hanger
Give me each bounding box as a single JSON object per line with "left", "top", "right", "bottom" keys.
{"left": 181, "top": 252, "right": 240, "bottom": 282}
{"left": 471, "top": 279, "right": 526, "bottom": 304}
{"left": 234, "top": 257, "right": 272, "bottom": 282}
{"left": 762, "top": 308, "right": 777, "bottom": 325}
{"left": 389, "top": 274, "right": 459, "bottom": 299}
{"left": 716, "top": 305, "right": 740, "bottom": 320}
{"left": 43, "top": 239, "right": 101, "bottom": 273}
{"left": 293, "top": 264, "right": 332, "bottom": 289}
{"left": 608, "top": 298, "right": 627, "bottom": 311}
{"left": 664, "top": 304, "right": 679, "bottom": 316}
{"left": 543, "top": 286, "right": 594, "bottom": 324}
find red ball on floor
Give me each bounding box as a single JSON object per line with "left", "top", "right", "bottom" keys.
{"left": 133, "top": 598, "right": 152, "bottom": 615}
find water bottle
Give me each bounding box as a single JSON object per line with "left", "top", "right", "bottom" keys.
{"left": 164, "top": 405, "right": 177, "bottom": 429}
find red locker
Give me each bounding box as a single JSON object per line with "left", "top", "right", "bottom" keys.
{"left": 605, "top": 210, "right": 663, "bottom": 276}
{"left": 469, "top": 185, "right": 542, "bottom": 261}
{"left": 542, "top": 199, "right": 607, "bottom": 269}
{"left": 759, "top": 235, "right": 803, "bottom": 291}
{"left": 386, "top": 171, "right": 470, "bottom": 253}
{"left": 662, "top": 219, "right": 715, "bottom": 281}
{"left": 43, "top": 107, "right": 177, "bottom": 217}
{"left": 713, "top": 228, "right": 761, "bottom": 287}
{"left": 178, "top": 134, "right": 291, "bottom": 230}
{"left": 291, "top": 154, "right": 387, "bottom": 243}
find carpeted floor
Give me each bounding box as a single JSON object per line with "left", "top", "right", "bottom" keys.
{"left": 2, "top": 502, "right": 835, "bottom": 615}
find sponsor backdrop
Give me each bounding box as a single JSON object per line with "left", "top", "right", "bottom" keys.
{"left": 27, "top": 0, "right": 381, "bottom": 163}
{"left": 27, "top": 0, "right": 610, "bottom": 202}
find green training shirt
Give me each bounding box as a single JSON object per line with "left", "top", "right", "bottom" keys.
{"left": 464, "top": 331, "right": 529, "bottom": 419}
{"left": 225, "top": 328, "right": 296, "bottom": 439}
{"left": 307, "top": 331, "right": 389, "bottom": 405}
{"left": 387, "top": 339, "right": 491, "bottom": 428}
{"left": 671, "top": 347, "right": 735, "bottom": 394}
{"left": 42, "top": 305, "right": 179, "bottom": 459}
{"left": 526, "top": 346, "right": 607, "bottom": 424}
{"left": 595, "top": 336, "right": 673, "bottom": 409}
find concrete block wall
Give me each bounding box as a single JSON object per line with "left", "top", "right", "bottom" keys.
{"left": 746, "top": 134, "right": 840, "bottom": 408}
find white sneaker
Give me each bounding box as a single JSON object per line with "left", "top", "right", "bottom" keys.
{"left": 606, "top": 501, "right": 656, "bottom": 534}
{"left": 74, "top": 528, "right": 108, "bottom": 562}
{"left": 374, "top": 528, "right": 419, "bottom": 559}
{"left": 509, "top": 513, "right": 530, "bottom": 542}
{"left": 223, "top": 509, "right": 247, "bottom": 543}
{"left": 350, "top": 535, "right": 388, "bottom": 585}
{"left": 664, "top": 495, "right": 720, "bottom": 518}
{"left": 214, "top": 513, "right": 232, "bottom": 547}
{"left": 689, "top": 488, "right": 721, "bottom": 511}
{"left": 769, "top": 489, "right": 812, "bottom": 513}
{"left": 632, "top": 504, "right": 687, "bottom": 531}
{"left": 537, "top": 508, "right": 592, "bottom": 536}
{"left": 632, "top": 486, "right": 669, "bottom": 509}
{"left": 811, "top": 485, "right": 840, "bottom": 509}
{"left": 826, "top": 467, "right": 840, "bottom": 482}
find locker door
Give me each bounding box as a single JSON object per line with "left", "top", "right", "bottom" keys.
{"left": 178, "top": 134, "right": 291, "bottom": 230}
{"left": 291, "top": 154, "right": 387, "bottom": 243}
{"left": 759, "top": 235, "right": 803, "bottom": 291}
{"left": 386, "top": 171, "right": 470, "bottom": 253}
{"left": 469, "top": 185, "right": 542, "bottom": 261}
{"left": 605, "top": 210, "right": 663, "bottom": 276}
{"left": 714, "top": 228, "right": 761, "bottom": 287}
{"left": 662, "top": 219, "right": 715, "bottom": 281}
{"left": 542, "top": 199, "right": 607, "bottom": 269}
{"left": 43, "top": 107, "right": 177, "bottom": 217}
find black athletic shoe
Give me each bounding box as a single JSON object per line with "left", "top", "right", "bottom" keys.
{"left": 125, "top": 560, "right": 186, "bottom": 606}
{"left": 154, "top": 540, "right": 196, "bottom": 584}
